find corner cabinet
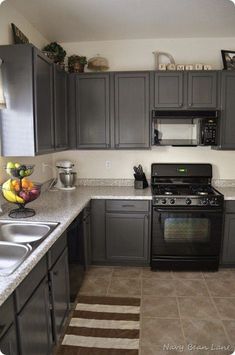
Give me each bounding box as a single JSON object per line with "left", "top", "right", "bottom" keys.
{"left": 154, "top": 71, "right": 218, "bottom": 110}
{"left": 114, "top": 72, "right": 150, "bottom": 148}
{"left": 0, "top": 44, "right": 68, "bottom": 156}
{"left": 91, "top": 199, "right": 150, "bottom": 265}
{"left": 75, "top": 73, "right": 110, "bottom": 148}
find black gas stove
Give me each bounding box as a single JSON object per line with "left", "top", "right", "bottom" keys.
{"left": 151, "top": 163, "right": 224, "bottom": 271}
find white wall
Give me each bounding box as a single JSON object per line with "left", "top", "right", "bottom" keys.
{"left": 0, "top": 1, "right": 54, "bottom": 183}
{"left": 56, "top": 37, "right": 235, "bottom": 180}
{"left": 61, "top": 37, "right": 235, "bottom": 70}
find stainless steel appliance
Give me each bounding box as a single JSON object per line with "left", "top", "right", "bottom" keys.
{"left": 54, "top": 160, "right": 77, "bottom": 190}
{"left": 151, "top": 163, "right": 224, "bottom": 271}
{"left": 152, "top": 110, "right": 219, "bottom": 146}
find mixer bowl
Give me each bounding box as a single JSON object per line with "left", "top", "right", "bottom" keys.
{"left": 59, "top": 172, "right": 76, "bottom": 188}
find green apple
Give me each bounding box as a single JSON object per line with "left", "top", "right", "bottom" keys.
{"left": 19, "top": 170, "right": 25, "bottom": 177}
{"left": 6, "top": 162, "right": 15, "bottom": 169}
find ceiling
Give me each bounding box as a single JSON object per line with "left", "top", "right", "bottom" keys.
{"left": 8, "top": 0, "right": 235, "bottom": 42}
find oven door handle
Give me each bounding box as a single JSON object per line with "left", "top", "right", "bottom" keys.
{"left": 155, "top": 208, "right": 223, "bottom": 213}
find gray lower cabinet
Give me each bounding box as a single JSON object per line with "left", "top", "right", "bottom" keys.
{"left": 114, "top": 72, "right": 150, "bottom": 148}
{"left": 106, "top": 212, "right": 149, "bottom": 264}
{"left": 91, "top": 200, "right": 150, "bottom": 265}
{"left": 49, "top": 249, "right": 70, "bottom": 343}
{"left": 0, "top": 324, "right": 18, "bottom": 355}
{"left": 218, "top": 71, "right": 235, "bottom": 149}
{"left": 0, "top": 295, "right": 18, "bottom": 355}
{"left": 222, "top": 201, "right": 235, "bottom": 266}
{"left": 154, "top": 71, "right": 218, "bottom": 109}
{"left": 75, "top": 73, "right": 110, "bottom": 148}
{"left": 154, "top": 72, "right": 183, "bottom": 108}
{"left": 17, "top": 277, "right": 52, "bottom": 355}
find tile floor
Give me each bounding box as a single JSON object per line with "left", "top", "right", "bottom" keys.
{"left": 79, "top": 266, "right": 235, "bottom": 354}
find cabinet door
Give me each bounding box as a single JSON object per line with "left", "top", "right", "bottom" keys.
{"left": 114, "top": 72, "right": 150, "bottom": 148}
{"left": 18, "top": 278, "right": 52, "bottom": 355}
{"left": 219, "top": 72, "right": 235, "bottom": 149}
{"left": 154, "top": 72, "right": 183, "bottom": 108}
{"left": 187, "top": 72, "right": 217, "bottom": 108}
{"left": 34, "top": 51, "right": 55, "bottom": 154}
{"left": 76, "top": 74, "right": 110, "bottom": 148}
{"left": 54, "top": 67, "right": 68, "bottom": 150}
{"left": 91, "top": 200, "right": 106, "bottom": 263}
{"left": 222, "top": 214, "right": 235, "bottom": 265}
{"left": 83, "top": 211, "right": 92, "bottom": 268}
{"left": 0, "top": 324, "right": 18, "bottom": 355}
{"left": 106, "top": 212, "right": 149, "bottom": 264}
{"left": 50, "top": 249, "right": 70, "bottom": 343}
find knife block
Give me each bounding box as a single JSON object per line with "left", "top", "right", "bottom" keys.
{"left": 134, "top": 173, "right": 149, "bottom": 189}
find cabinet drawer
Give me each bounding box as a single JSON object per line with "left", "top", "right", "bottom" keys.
{"left": 15, "top": 256, "right": 47, "bottom": 312}
{"left": 47, "top": 232, "right": 67, "bottom": 269}
{"left": 225, "top": 201, "right": 235, "bottom": 213}
{"left": 0, "top": 295, "right": 14, "bottom": 338}
{"left": 106, "top": 200, "right": 149, "bottom": 212}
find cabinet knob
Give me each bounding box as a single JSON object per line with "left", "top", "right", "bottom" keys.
{"left": 189, "top": 103, "right": 192, "bottom": 107}
{"left": 53, "top": 271, "right": 59, "bottom": 276}
{"left": 0, "top": 349, "right": 6, "bottom": 355}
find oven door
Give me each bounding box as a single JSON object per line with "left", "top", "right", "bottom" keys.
{"left": 152, "top": 207, "right": 223, "bottom": 257}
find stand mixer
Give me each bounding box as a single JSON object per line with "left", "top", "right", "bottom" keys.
{"left": 54, "top": 161, "right": 77, "bottom": 190}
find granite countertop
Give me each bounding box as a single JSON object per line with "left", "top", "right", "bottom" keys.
{"left": 214, "top": 186, "right": 235, "bottom": 201}
{"left": 0, "top": 186, "right": 152, "bottom": 306}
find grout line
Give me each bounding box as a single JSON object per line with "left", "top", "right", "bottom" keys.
{"left": 105, "top": 268, "right": 114, "bottom": 296}
{"left": 175, "top": 295, "right": 188, "bottom": 350}
{"left": 203, "top": 277, "right": 233, "bottom": 346}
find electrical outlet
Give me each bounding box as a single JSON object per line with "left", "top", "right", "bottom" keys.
{"left": 105, "top": 160, "right": 111, "bottom": 169}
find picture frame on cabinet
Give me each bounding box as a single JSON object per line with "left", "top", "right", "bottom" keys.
{"left": 221, "top": 50, "right": 235, "bottom": 70}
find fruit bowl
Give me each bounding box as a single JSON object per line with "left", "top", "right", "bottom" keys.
{"left": 1, "top": 179, "right": 41, "bottom": 218}
{"left": 5, "top": 164, "right": 34, "bottom": 179}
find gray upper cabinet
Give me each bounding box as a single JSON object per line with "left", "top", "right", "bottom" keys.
{"left": 0, "top": 44, "right": 69, "bottom": 156}
{"left": 154, "top": 72, "right": 183, "bottom": 108}
{"left": 54, "top": 67, "right": 69, "bottom": 151}
{"left": 114, "top": 72, "right": 150, "bottom": 148}
{"left": 187, "top": 72, "right": 218, "bottom": 108}
{"left": 154, "top": 71, "right": 218, "bottom": 110}
{"left": 218, "top": 71, "right": 235, "bottom": 149}
{"left": 34, "top": 50, "right": 55, "bottom": 154}
{"left": 76, "top": 73, "right": 110, "bottom": 148}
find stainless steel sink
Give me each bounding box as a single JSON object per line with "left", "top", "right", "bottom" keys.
{"left": 0, "top": 223, "right": 50, "bottom": 244}
{"left": 0, "top": 242, "right": 31, "bottom": 275}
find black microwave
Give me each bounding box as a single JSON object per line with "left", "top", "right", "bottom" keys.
{"left": 152, "top": 110, "right": 219, "bottom": 147}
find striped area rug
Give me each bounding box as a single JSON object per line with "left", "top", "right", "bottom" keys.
{"left": 57, "top": 295, "right": 140, "bottom": 355}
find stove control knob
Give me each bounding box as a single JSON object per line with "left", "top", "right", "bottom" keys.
{"left": 161, "top": 198, "right": 167, "bottom": 204}
{"left": 210, "top": 199, "right": 216, "bottom": 205}
{"left": 202, "top": 199, "right": 208, "bottom": 205}
{"left": 185, "top": 198, "right": 192, "bottom": 205}
{"left": 170, "top": 198, "right": 175, "bottom": 205}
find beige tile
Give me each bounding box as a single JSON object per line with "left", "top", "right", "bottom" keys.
{"left": 222, "top": 320, "right": 235, "bottom": 345}
{"left": 112, "top": 266, "right": 142, "bottom": 278}
{"left": 86, "top": 266, "right": 113, "bottom": 277}
{"left": 141, "top": 318, "right": 185, "bottom": 352}
{"left": 79, "top": 276, "right": 110, "bottom": 296}
{"left": 203, "top": 269, "right": 235, "bottom": 280}
{"left": 182, "top": 319, "right": 230, "bottom": 349}
{"left": 108, "top": 277, "right": 141, "bottom": 297}
{"left": 178, "top": 297, "right": 218, "bottom": 319}
{"left": 206, "top": 279, "right": 235, "bottom": 297}
{"left": 141, "top": 296, "right": 179, "bottom": 318}
{"left": 172, "top": 271, "right": 203, "bottom": 279}
{"left": 174, "top": 279, "right": 209, "bottom": 297}
{"left": 214, "top": 298, "right": 235, "bottom": 320}
{"left": 142, "top": 268, "right": 173, "bottom": 279}
{"left": 142, "top": 279, "right": 176, "bottom": 296}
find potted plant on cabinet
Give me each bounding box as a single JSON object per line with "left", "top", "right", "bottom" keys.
{"left": 42, "top": 42, "right": 66, "bottom": 69}
{"left": 68, "top": 55, "right": 88, "bottom": 73}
